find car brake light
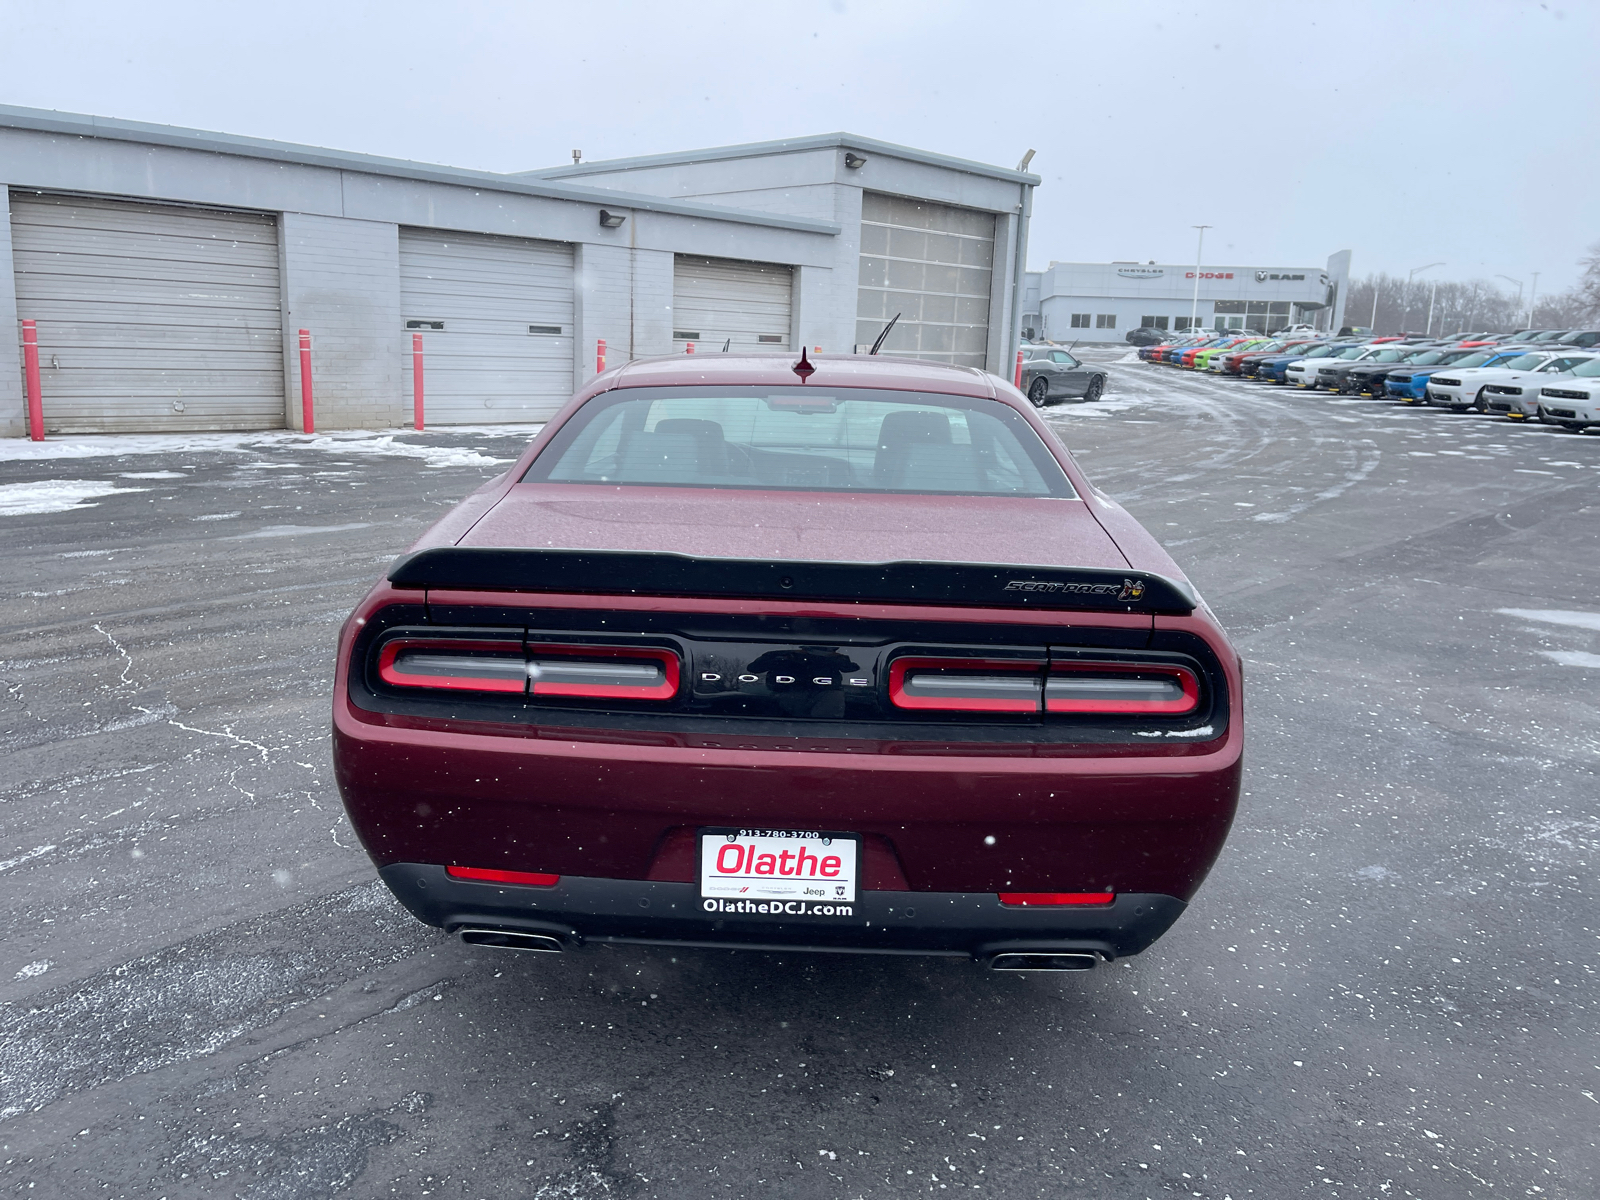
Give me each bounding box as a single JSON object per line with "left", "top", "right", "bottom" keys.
{"left": 528, "top": 644, "right": 680, "bottom": 700}
{"left": 446, "top": 865, "right": 560, "bottom": 887}
{"left": 1045, "top": 662, "right": 1199, "bottom": 715}
{"left": 998, "top": 892, "right": 1115, "bottom": 906}
{"left": 888, "top": 657, "right": 1041, "bottom": 712}
{"left": 377, "top": 638, "right": 527, "bottom": 694}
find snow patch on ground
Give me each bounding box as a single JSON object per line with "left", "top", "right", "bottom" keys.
{"left": 1497, "top": 608, "right": 1600, "bottom": 633}
{"left": 225, "top": 522, "right": 374, "bottom": 540}
{"left": 120, "top": 470, "right": 187, "bottom": 480}
{"left": 0, "top": 426, "right": 542, "bottom": 465}
{"left": 0, "top": 480, "right": 147, "bottom": 516}
{"left": 1540, "top": 650, "right": 1600, "bottom": 668}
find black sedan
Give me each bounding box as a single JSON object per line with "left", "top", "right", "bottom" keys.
{"left": 1125, "top": 327, "right": 1173, "bottom": 347}
{"left": 1340, "top": 347, "right": 1469, "bottom": 396}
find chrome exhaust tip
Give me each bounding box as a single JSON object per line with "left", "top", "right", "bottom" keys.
{"left": 457, "top": 928, "right": 564, "bottom": 953}
{"left": 989, "top": 951, "right": 1099, "bottom": 972}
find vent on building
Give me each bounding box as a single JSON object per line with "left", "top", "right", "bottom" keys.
{"left": 673, "top": 330, "right": 701, "bottom": 340}
{"left": 757, "top": 334, "right": 783, "bottom": 344}
{"left": 405, "top": 319, "right": 446, "bottom": 331}
{"left": 528, "top": 324, "right": 562, "bottom": 335}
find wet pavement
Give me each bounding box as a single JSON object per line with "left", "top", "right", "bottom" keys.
{"left": 1, "top": 362, "right": 1596, "bottom": 1198}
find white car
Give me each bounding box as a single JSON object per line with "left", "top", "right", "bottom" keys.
{"left": 1536, "top": 357, "right": 1600, "bottom": 431}
{"left": 1287, "top": 343, "right": 1377, "bottom": 389}
{"left": 1424, "top": 351, "right": 1598, "bottom": 414}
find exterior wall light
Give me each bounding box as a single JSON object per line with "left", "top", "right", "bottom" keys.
{"left": 844, "top": 153, "right": 867, "bottom": 169}
{"left": 599, "top": 210, "right": 626, "bottom": 228}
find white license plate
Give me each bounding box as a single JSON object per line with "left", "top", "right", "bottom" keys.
{"left": 699, "top": 828, "right": 860, "bottom": 912}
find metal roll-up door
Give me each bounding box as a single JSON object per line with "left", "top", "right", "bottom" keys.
{"left": 9, "top": 193, "right": 284, "bottom": 432}
{"left": 671, "top": 255, "right": 792, "bottom": 351}
{"left": 856, "top": 192, "right": 995, "bottom": 369}
{"left": 399, "top": 229, "right": 574, "bottom": 424}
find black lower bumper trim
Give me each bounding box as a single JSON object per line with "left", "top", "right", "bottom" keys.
{"left": 376, "top": 864, "right": 1187, "bottom": 961}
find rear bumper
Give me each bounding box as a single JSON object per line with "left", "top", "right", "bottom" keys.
{"left": 378, "top": 863, "right": 1187, "bottom": 961}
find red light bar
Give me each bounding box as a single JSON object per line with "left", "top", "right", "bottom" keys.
{"left": 1044, "top": 662, "right": 1199, "bottom": 715}
{"left": 446, "top": 865, "right": 560, "bottom": 887}
{"left": 888, "top": 656, "right": 1042, "bottom": 713}
{"left": 377, "top": 638, "right": 527, "bottom": 694}
{"left": 528, "top": 644, "right": 680, "bottom": 700}
{"left": 998, "top": 892, "right": 1115, "bottom": 906}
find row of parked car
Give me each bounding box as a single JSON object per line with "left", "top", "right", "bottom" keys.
{"left": 1134, "top": 328, "right": 1600, "bottom": 431}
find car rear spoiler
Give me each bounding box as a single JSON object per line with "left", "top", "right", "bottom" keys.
{"left": 387, "top": 548, "right": 1197, "bottom": 614}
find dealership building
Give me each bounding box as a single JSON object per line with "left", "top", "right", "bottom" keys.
{"left": 1022, "top": 251, "right": 1351, "bottom": 342}
{"left": 0, "top": 105, "right": 1037, "bottom": 437}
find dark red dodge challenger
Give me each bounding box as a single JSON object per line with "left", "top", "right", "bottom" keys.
{"left": 334, "top": 353, "right": 1242, "bottom": 972}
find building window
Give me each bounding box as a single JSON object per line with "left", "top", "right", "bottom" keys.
{"left": 1213, "top": 300, "right": 1246, "bottom": 315}
{"left": 1095, "top": 314, "right": 1116, "bottom": 329}
{"left": 1174, "top": 316, "right": 1196, "bottom": 330}
{"left": 1070, "top": 313, "right": 1091, "bottom": 328}
{"left": 1139, "top": 315, "right": 1170, "bottom": 330}
{"left": 1269, "top": 301, "right": 1290, "bottom": 316}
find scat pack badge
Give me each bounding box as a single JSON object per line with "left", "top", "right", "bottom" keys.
{"left": 1004, "top": 577, "right": 1146, "bottom": 602}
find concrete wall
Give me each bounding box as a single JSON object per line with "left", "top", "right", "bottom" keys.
{"left": 280, "top": 213, "right": 402, "bottom": 430}
{"left": 547, "top": 144, "right": 1033, "bottom": 372}
{"left": 574, "top": 243, "right": 679, "bottom": 387}
{"left": 0, "top": 188, "right": 21, "bottom": 438}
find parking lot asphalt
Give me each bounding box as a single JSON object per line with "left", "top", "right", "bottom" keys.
{"left": 2, "top": 359, "right": 1597, "bottom": 1199}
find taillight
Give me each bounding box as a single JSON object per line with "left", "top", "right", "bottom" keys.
{"left": 888, "top": 657, "right": 1041, "bottom": 712}
{"left": 998, "top": 892, "right": 1115, "bottom": 906}
{"left": 1044, "top": 662, "right": 1199, "bottom": 715}
{"left": 377, "top": 638, "right": 526, "bottom": 694}
{"left": 528, "top": 644, "right": 679, "bottom": 700}
{"left": 446, "top": 865, "right": 560, "bottom": 887}
{"left": 374, "top": 631, "right": 681, "bottom": 702}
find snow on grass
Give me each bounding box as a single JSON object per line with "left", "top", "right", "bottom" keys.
{"left": 0, "top": 480, "right": 147, "bottom": 516}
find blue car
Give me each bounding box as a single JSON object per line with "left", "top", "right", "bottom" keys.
{"left": 1255, "top": 342, "right": 1360, "bottom": 384}
{"left": 1384, "top": 348, "right": 1523, "bottom": 403}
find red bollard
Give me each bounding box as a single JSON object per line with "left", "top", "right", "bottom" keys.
{"left": 596, "top": 338, "right": 606, "bottom": 374}
{"left": 686, "top": 341, "right": 695, "bottom": 355}
{"left": 412, "top": 333, "right": 424, "bottom": 431}
{"left": 1014, "top": 349, "right": 1024, "bottom": 390}
{"left": 21, "top": 320, "right": 44, "bottom": 441}
{"left": 298, "top": 329, "right": 314, "bottom": 434}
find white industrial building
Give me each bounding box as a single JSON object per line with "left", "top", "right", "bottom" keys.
{"left": 1022, "top": 251, "right": 1352, "bottom": 343}
{"left": 0, "top": 107, "right": 1037, "bottom": 437}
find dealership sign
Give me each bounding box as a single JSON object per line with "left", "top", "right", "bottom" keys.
{"left": 1255, "top": 271, "right": 1307, "bottom": 282}
{"left": 1186, "top": 271, "right": 1234, "bottom": 280}
{"left": 1116, "top": 267, "right": 1165, "bottom": 278}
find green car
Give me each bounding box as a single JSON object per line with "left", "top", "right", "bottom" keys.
{"left": 1194, "top": 338, "right": 1269, "bottom": 371}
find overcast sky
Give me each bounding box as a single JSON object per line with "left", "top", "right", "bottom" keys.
{"left": 4, "top": 1, "right": 1596, "bottom": 293}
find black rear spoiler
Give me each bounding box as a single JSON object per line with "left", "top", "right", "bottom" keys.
{"left": 388, "top": 548, "right": 1196, "bottom": 614}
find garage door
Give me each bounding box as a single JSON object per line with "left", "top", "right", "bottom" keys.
{"left": 671, "top": 255, "right": 792, "bottom": 351}
{"left": 9, "top": 193, "right": 284, "bottom": 433}
{"left": 399, "top": 229, "right": 574, "bottom": 424}
{"left": 856, "top": 192, "right": 995, "bottom": 369}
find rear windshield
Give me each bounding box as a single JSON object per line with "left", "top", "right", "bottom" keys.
{"left": 525, "top": 386, "right": 1076, "bottom": 498}
{"left": 1504, "top": 354, "right": 1549, "bottom": 369}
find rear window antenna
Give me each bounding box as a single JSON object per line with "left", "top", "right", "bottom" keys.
{"left": 869, "top": 312, "right": 901, "bottom": 355}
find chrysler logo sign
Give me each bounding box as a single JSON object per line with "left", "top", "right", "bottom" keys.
{"left": 1116, "top": 267, "right": 1165, "bottom": 279}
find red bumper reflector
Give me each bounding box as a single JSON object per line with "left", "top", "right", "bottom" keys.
{"left": 998, "top": 892, "right": 1115, "bottom": 906}
{"left": 446, "top": 865, "right": 560, "bottom": 887}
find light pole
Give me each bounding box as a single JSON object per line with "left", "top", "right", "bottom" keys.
{"left": 1527, "top": 271, "right": 1540, "bottom": 327}
{"left": 1406, "top": 262, "right": 1443, "bottom": 334}
{"left": 1495, "top": 275, "right": 1523, "bottom": 329}
{"left": 1189, "top": 225, "right": 1211, "bottom": 333}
